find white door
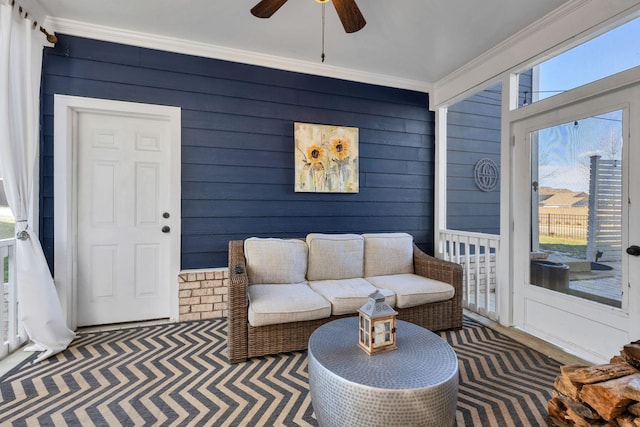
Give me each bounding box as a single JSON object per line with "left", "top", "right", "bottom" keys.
{"left": 512, "top": 85, "right": 640, "bottom": 363}
{"left": 76, "top": 111, "right": 172, "bottom": 326}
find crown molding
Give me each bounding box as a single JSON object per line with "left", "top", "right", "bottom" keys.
{"left": 431, "top": 0, "right": 640, "bottom": 108}
{"left": 43, "top": 17, "right": 432, "bottom": 94}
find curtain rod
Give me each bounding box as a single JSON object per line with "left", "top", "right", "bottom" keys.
{"left": 10, "top": 0, "right": 57, "bottom": 44}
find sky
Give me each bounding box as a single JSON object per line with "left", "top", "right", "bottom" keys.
{"left": 535, "top": 17, "right": 639, "bottom": 192}
{"left": 537, "top": 17, "right": 640, "bottom": 101}
{"left": 537, "top": 111, "right": 622, "bottom": 192}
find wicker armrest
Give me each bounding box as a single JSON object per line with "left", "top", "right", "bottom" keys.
{"left": 227, "top": 240, "right": 249, "bottom": 363}
{"left": 413, "top": 243, "right": 463, "bottom": 300}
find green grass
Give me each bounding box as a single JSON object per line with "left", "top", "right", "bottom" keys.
{"left": 539, "top": 235, "right": 587, "bottom": 258}
{"left": 0, "top": 220, "right": 14, "bottom": 239}
{"left": 1, "top": 216, "right": 15, "bottom": 283}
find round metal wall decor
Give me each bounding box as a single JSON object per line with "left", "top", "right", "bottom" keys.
{"left": 474, "top": 158, "right": 499, "bottom": 192}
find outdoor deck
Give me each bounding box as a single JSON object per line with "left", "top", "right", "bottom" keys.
{"left": 546, "top": 253, "right": 622, "bottom": 307}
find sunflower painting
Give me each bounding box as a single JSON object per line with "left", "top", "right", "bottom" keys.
{"left": 294, "top": 122, "right": 359, "bottom": 193}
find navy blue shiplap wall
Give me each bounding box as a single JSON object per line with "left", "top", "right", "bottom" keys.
{"left": 446, "top": 83, "right": 502, "bottom": 234}
{"left": 40, "top": 35, "right": 434, "bottom": 269}
{"left": 446, "top": 72, "right": 532, "bottom": 235}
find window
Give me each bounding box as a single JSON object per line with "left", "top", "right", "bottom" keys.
{"left": 519, "top": 17, "right": 640, "bottom": 106}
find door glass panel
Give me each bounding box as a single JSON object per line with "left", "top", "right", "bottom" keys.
{"left": 530, "top": 110, "right": 623, "bottom": 308}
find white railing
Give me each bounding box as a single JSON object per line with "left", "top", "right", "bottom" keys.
{"left": 438, "top": 230, "right": 500, "bottom": 321}
{"left": 1, "top": 238, "right": 26, "bottom": 360}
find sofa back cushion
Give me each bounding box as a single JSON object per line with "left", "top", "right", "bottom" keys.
{"left": 244, "top": 238, "right": 308, "bottom": 285}
{"left": 306, "top": 233, "right": 364, "bottom": 281}
{"left": 363, "top": 233, "right": 414, "bottom": 277}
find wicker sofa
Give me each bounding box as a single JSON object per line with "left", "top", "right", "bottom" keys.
{"left": 227, "top": 233, "right": 463, "bottom": 363}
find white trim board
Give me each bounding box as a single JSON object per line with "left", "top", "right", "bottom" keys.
{"left": 53, "top": 95, "right": 181, "bottom": 330}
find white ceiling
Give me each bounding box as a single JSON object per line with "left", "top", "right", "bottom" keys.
{"left": 31, "top": 0, "right": 569, "bottom": 87}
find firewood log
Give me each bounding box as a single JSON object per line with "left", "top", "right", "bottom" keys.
{"left": 557, "top": 365, "right": 589, "bottom": 398}
{"left": 624, "top": 377, "right": 640, "bottom": 401}
{"left": 562, "top": 365, "right": 590, "bottom": 376}
{"left": 623, "top": 342, "right": 640, "bottom": 360}
{"left": 566, "top": 407, "right": 598, "bottom": 427}
{"left": 611, "top": 355, "right": 626, "bottom": 364}
{"left": 569, "top": 364, "right": 638, "bottom": 385}
{"left": 579, "top": 374, "right": 640, "bottom": 421}
{"left": 566, "top": 399, "right": 601, "bottom": 420}
{"left": 555, "top": 374, "right": 581, "bottom": 399}
{"left": 622, "top": 342, "right": 640, "bottom": 370}
{"left": 553, "top": 393, "right": 602, "bottom": 426}
{"left": 548, "top": 396, "right": 570, "bottom": 426}
{"left": 628, "top": 402, "right": 640, "bottom": 417}
{"left": 616, "top": 414, "right": 638, "bottom": 427}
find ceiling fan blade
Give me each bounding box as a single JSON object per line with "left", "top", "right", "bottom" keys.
{"left": 251, "top": 0, "right": 289, "bottom": 18}
{"left": 332, "top": 0, "right": 366, "bottom": 33}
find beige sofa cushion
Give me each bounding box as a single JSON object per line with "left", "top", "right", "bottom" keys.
{"left": 363, "top": 233, "right": 414, "bottom": 277}
{"left": 309, "top": 278, "right": 396, "bottom": 315}
{"left": 306, "top": 234, "right": 364, "bottom": 281}
{"left": 244, "top": 238, "right": 308, "bottom": 285}
{"left": 366, "top": 273, "right": 454, "bottom": 308}
{"left": 247, "top": 284, "right": 331, "bottom": 327}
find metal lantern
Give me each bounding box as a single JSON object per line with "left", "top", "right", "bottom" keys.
{"left": 358, "top": 290, "right": 398, "bottom": 355}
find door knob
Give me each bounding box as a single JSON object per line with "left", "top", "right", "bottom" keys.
{"left": 626, "top": 245, "right": 640, "bottom": 256}
{"left": 162, "top": 226, "right": 170, "bottom": 233}
{"left": 163, "top": 212, "right": 170, "bottom": 218}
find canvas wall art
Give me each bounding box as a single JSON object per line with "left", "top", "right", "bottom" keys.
{"left": 294, "top": 122, "right": 359, "bottom": 193}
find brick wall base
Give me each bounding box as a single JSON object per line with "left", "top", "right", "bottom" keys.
{"left": 178, "top": 268, "right": 229, "bottom": 321}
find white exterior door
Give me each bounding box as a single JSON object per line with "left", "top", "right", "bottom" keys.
{"left": 511, "top": 85, "right": 640, "bottom": 363}
{"left": 55, "top": 96, "right": 181, "bottom": 330}
{"left": 76, "top": 112, "right": 172, "bottom": 326}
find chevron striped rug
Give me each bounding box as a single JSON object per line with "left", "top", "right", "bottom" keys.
{"left": 0, "top": 317, "right": 559, "bottom": 426}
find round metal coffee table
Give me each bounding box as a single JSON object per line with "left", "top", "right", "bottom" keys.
{"left": 308, "top": 317, "right": 458, "bottom": 427}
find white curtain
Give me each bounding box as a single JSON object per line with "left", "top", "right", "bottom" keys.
{"left": 0, "top": 1, "right": 75, "bottom": 362}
